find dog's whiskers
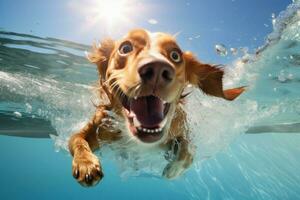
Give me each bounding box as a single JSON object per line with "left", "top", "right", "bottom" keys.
{"left": 126, "top": 83, "right": 141, "bottom": 98}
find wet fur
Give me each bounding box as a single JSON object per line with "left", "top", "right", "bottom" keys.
{"left": 68, "top": 29, "right": 245, "bottom": 187}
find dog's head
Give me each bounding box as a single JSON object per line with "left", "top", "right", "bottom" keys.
{"left": 88, "top": 29, "right": 244, "bottom": 145}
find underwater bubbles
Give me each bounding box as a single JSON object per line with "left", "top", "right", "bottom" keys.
{"left": 278, "top": 72, "right": 287, "bottom": 82}
{"left": 278, "top": 70, "right": 294, "bottom": 82}
{"left": 230, "top": 47, "right": 238, "bottom": 56}
{"left": 272, "top": 13, "right": 277, "bottom": 27}
{"left": 215, "top": 45, "right": 240, "bottom": 57}
{"left": 13, "top": 111, "right": 22, "bottom": 118}
{"left": 240, "top": 47, "right": 249, "bottom": 55}
{"left": 25, "top": 103, "right": 32, "bottom": 113}
{"left": 215, "top": 44, "right": 228, "bottom": 56}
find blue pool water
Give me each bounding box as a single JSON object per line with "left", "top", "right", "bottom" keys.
{"left": 1, "top": 1, "right": 300, "bottom": 200}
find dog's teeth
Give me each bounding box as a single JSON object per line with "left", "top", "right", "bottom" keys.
{"left": 139, "top": 127, "right": 163, "bottom": 133}
{"left": 163, "top": 101, "right": 167, "bottom": 104}
{"left": 134, "top": 96, "right": 138, "bottom": 100}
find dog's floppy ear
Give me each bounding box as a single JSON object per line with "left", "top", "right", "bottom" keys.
{"left": 184, "top": 52, "right": 245, "bottom": 100}
{"left": 87, "top": 39, "right": 115, "bottom": 82}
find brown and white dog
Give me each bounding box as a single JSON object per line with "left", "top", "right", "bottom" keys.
{"left": 68, "top": 29, "right": 245, "bottom": 187}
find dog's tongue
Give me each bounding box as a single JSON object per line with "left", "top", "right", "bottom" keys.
{"left": 130, "top": 96, "right": 164, "bottom": 127}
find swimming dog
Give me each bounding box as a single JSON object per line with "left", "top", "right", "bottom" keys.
{"left": 68, "top": 29, "right": 245, "bottom": 187}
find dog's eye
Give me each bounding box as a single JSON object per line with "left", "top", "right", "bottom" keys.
{"left": 169, "top": 50, "right": 181, "bottom": 63}
{"left": 119, "top": 41, "right": 133, "bottom": 55}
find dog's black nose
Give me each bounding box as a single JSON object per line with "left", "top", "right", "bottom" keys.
{"left": 138, "top": 62, "right": 175, "bottom": 86}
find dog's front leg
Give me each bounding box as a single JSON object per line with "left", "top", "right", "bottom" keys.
{"left": 163, "top": 137, "right": 194, "bottom": 179}
{"left": 68, "top": 108, "right": 107, "bottom": 187}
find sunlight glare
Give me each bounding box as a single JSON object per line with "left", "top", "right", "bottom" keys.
{"left": 96, "top": 0, "right": 127, "bottom": 26}
{"left": 76, "top": 0, "right": 136, "bottom": 31}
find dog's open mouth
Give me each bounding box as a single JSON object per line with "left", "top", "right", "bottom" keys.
{"left": 121, "top": 95, "right": 170, "bottom": 143}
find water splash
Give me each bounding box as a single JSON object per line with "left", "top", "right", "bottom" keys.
{"left": 230, "top": 47, "right": 238, "bottom": 56}
{"left": 0, "top": 1, "right": 300, "bottom": 198}
{"left": 13, "top": 111, "right": 22, "bottom": 118}
{"left": 215, "top": 43, "right": 228, "bottom": 56}
{"left": 180, "top": 1, "right": 300, "bottom": 198}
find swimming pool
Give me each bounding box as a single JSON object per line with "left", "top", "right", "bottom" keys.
{"left": 1, "top": 1, "right": 300, "bottom": 199}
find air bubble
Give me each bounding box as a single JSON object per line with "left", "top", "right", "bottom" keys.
{"left": 278, "top": 70, "right": 286, "bottom": 82}
{"left": 287, "top": 73, "right": 294, "bottom": 80}
{"left": 37, "top": 108, "right": 42, "bottom": 116}
{"left": 25, "top": 103, "right": 32, "bottom": 113}
{"left": 13, "top": 111, "right": 22, "bottom": 118}
{"left": 278, "top": 74, "right": 287, "bottom": 82}
{"left": 271, "top": 13, "right": 275, "bottom": 18}
{"left": 230, "top": 48, "right": 238, "bottom": 56}
{"left": 277, "top": 70, "right": 293, "bottom": 82}
{"left": 215, "top": 44, "right": 228, "bottom": 56}
{"left": 272, "top": 13, "right": 276, "bottom": 26}
{"left": 240, "top": 47, "right": 249, "bottom": 55}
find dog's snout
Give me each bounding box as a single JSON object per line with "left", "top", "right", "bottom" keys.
{"left": 138, "top": 62, "right": 175, "bottom": 86}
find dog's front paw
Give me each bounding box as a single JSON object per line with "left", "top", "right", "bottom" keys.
{"left": 72, "top": 151, "right": 104, "bottom": 187}
{"left": 162, "top": 153, "right": 193, "bottom": 179}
